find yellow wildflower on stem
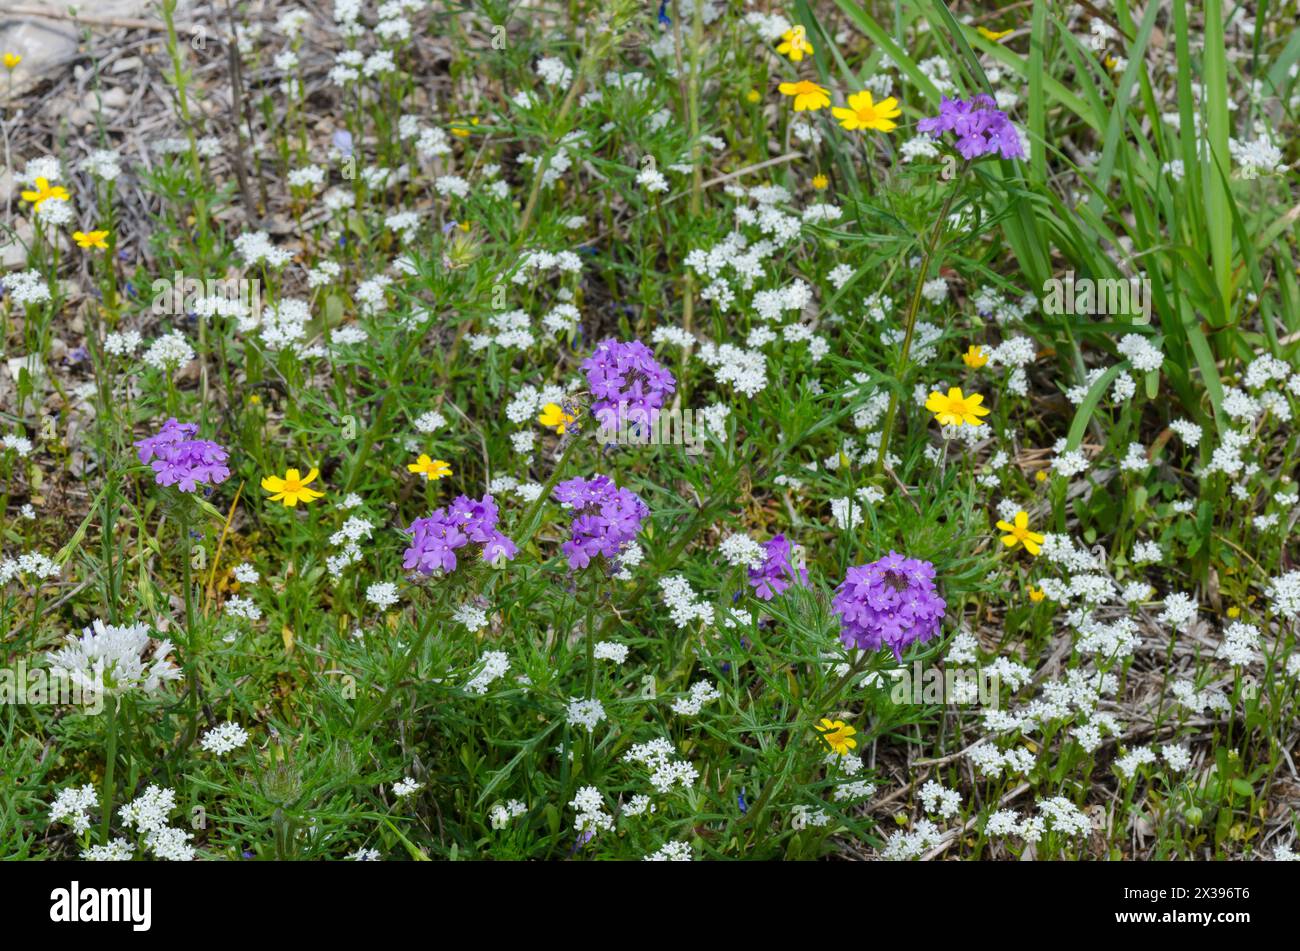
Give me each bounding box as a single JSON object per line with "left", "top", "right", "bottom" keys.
{"left": 3, "top": 53, "right": 21, "bottom": 70}
{"left": 73, "top": 230, "right": 110, "bottom": 250}
{"left": 816, "top": 718, "right": 857, "bottom": 755}
{"left": 925, "top": 387, "right": 991, "bottom": 426}
{"left": 777, "top": 80, "right": 830, "bottom": 112}
{"left": 407, "top": 455, "right": 452, "bottom": 481}
{"left": 261, "top": 468, "right": 324, "bottom": 507}
{"left": 997, "top": 511, "right": 1045, "bottom": 556}
{"left": 962, "top": 345, "right": 988, "bottom": 368}
{"left": 831, "top": 91, "right": 901, "bottom": 132}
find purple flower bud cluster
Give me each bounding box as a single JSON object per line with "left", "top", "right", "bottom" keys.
{"left": 552, "top": 475, "right": 649, "bottom": 571}
{"left": 917, "top": 95, "right": 1025, "bottom": 160}
{"left": 580, "top": 338, "right": 676, "bottom": 435}
{"left": 748, "top": 535, "right": 808, "bottom": 601}
{"left": 134, "top": 418, "right": 231, "bottom": 492}
{"left": 403, "top": 494, "right": 518, "bottom": 575}
{"left": 832, "top": 551, "right": 946, "bottom": 660}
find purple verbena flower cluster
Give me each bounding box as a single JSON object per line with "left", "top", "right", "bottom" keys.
{"left": 832, "top": 551, "right": 946, "bottom": 660}
{"left": 581, "top": 338, "right": 676, "bottom": 435}
{"left": 748, "top": 535, "right": 808, "bottom": 601}
{"left": 403, "top": 494, "right": 518, "bottom": 575}
{"left": 134, "top": 418, "right": 231, "bottom": 492}
{"left": 917, "top": 95, "right": 1025, "bottom": 160}
{"left": 552, "top": 475, "right": 649, "bottom": 571}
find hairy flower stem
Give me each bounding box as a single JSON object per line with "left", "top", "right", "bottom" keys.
{"left": 514, "top": 434, "right": 581, "bottom": 549}
{"left": 100, "top": 695, "right": 118, "bottom": 844}
{"left": 515, "top": 74, "right": 587, "bottom": 246}
{"left": 179, "top": 509, "right": 201, "bottom": 747}
{"left": 875, "top": 163, "right": 967, "bottom": 475}
{"left": 160, "top": 0, "right": 209, "bottom": 259}
{"left": 583, "top": 580, "right": 599, "bottom": 698}
{"left": 669, "top": 0, "right": 705, "bottom": 349}
{"left": 515, "top": 0, "right": 636, "bottom": 246}
{"left": 101, "top": 473, "right": 121, "bottom": 625}
{"left": 358, "top": 590, "right": 442, "bottom": 731}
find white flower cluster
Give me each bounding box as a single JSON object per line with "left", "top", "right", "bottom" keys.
{"left": 670, "top": 680, "right": 720, "bottom": 716}
{"left": 880, "top": 818, "right": 944, "bottom": 859}
{"left": 143, "top": 331, "right": 195, "bottom": 371}
{"left": 200, "top": 721, "right": 249, "bottom": 756}
{"left": 466, "top": 651, "right": 510, "bottom": 695}
{"left": 644, "top": 841, "right": 693, "bottom": 861}
{"left": 570, "top": 786, "right": 613, "bottom": 834}
{"left": 1267, "top": 570, "right": 1300, "bottom": 620}
{"left": 1170, "top": 679, "right": 1231, "bottom": 717}
{"left": 592, "top": 641, "right": 629, "bottom": 664}
{"left": 919, "top": 780, "right": 962, "bottom": 818}
{"left": 566, "top": 697, "right": 606, "bottom": 732}
{"left": 1215, "top": 621, "right": 1261, "bottom": 667}
{"left": 1114, "top": 745, "right": 1158, "bottom": 779}
{"left": 119, "top": 786, "right": 195, "bottom": 860}
{"left": 659, "top": 576, "right": 714, "bottom": 628}
{"left": 50, "top": 784, "right": 98, "bottom": 834}
{"left": 967, "top": 742, "right": 1036, "bottom": 778}
{"left": 233, "top": 231, "right": 293, "bottom": 268}
{"left": 718, "top": 533, "right": 765, "bottom": 570}
{"left": 393, "top": 777, "right": 423, "bottom": 798}
{"left": 985, "top": 797, "right": 1091, "bottom": 843}
{"left": 452, "top": 603, "right": 488, "bottom": 631}
{"left": 623, "top": 737, "right": 699, "bottom": 793}
{"left": 0, "top": 551, "right": 60, "bottom": 584}
{"left": 328, "top": 515, "right": 375, "bottom": 575}
{"left": 489, "top": 800, "right": 527, "bottom": 829}
{"left": 45, "top": 620, "right": 181, "bottom": 697}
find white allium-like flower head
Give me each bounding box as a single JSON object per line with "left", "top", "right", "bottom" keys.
{"left": 45, "top": 619, "right": 182, "bottom": 697}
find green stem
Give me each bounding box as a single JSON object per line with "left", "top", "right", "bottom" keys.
{"left": 100, "top": 694, "right": 119, "bottom": 844}
{"left": 875, "top": 163, "right": 967, "bottom": 474}
{"left": 180, "top": 510, "right": 199, "bottom": 744}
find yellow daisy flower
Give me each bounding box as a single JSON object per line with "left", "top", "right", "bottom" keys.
{"left": 407, "top": 454, "right": 452, "bottom": 480}
{"left": 776, "top": 26, "right": 814, "bottom": 62}
{"left": 20, "top": 177, "right": 70, "bottom": 210}
{"left": 73, "top": 230, "right": 110, "bottom": 250}
{"left": 925, "top": 387, "right": 991, "bottom": 427}
{"left": 261, "top": 468, "right": 324, "bottom": 507}
{"left": 962, "top": 345, "right": 989, "bottom": 368}
{"left": 996, "top": 511, "right": 1045, "bottom": 556}
{"left": 778, "top": 80, "right": 831, "bottom": 112}
{"left": 3, "top": 53, "right": 21, "bottom": 70}
{"left": 815, "top": 718, "right": 857, "bottom": 755}
{"left": 831, "top": 90, "right": 901, "bottom": 132}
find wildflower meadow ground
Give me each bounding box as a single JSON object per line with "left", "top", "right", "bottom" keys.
{"left": 1, "top": 0, "right": 1299, "bottom": 874}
